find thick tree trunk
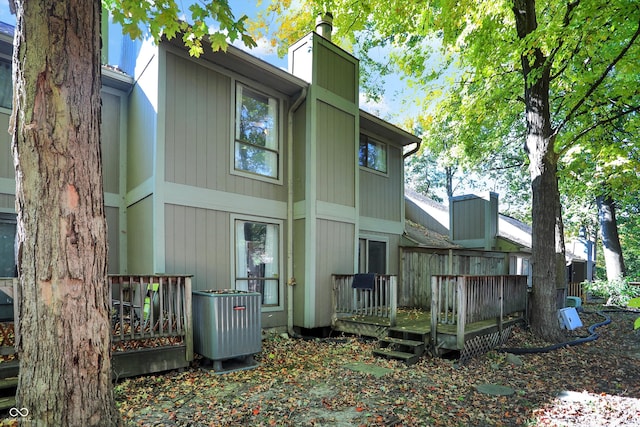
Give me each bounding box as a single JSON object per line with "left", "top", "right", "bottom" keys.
{"left": 513, "top": 0, "right": 564, "bottom": 342}
{"left": 596, "top": 194, "right": 625, "bottom": 281}
{"left": 11, "top": 1, "right": 117, "bottom": 425}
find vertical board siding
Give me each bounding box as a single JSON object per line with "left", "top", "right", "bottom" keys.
{"left": 359, "top": 145, "right": 402, "bottom": 221}
{"left": 452, "top": 198, "right": 485, "bottom": 240}
{"left": 164, "top": 204, "right": 230, "bottom": 291}
{"left": 101, "top": 92, "right": 121, "bottom": 194}
{"left": 164, "top": 52, "right": 286, "bottom": 201}
{"left": 0, "top": 112, "right": 12, "bottom": 180}
{"left": 315, "top": 219, "right": 355, "bottom": 326}
{"left": 127, "top": 85, "right": 156, "bottom": 191}
{"left": 292, "top": 219, "right": 306, "bottom": 325}
{"left": 400, "top": 248, "right": 509, "bottom": 309}
{"left": 0, "top": 195, "right": 14, "bottom": 210}
{"left": 105, "top": 206, "right": 120, "bottom": 274}
{"left": 316, "top": 43, "right": 357, "bottom": 103}
{"left": 293, "top": 102, "right": 307, "bottom": 203}
{"left": 316, "top": 101, "right": 355, "bottom": 206}
{"left": 127, "top": 196, "right": 154, "bottom": 274}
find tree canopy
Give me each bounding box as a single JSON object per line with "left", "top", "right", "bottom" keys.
{"left": 258, "top": 0, "right": 640, "bottom": 339}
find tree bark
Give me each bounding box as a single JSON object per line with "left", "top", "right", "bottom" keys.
{"left": 596, "top": 194, "right": 626, "bottom": 281}
{"left": 513, "top": 0, "right": 565, "bottom": 342}
{"left": 11, "top": 1, "right": 117, "bottom": 424}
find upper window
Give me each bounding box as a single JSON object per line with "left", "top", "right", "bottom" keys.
{"left": 0, "top": 57, "right": 12, "bottom": 110}
{"left": 359, "top": 134, "right": 387, "bottom": 173}
{"left": 0, "top": 213, "right": 17, "bottom": 277}
{"left": 234, "top": 219, "right": 280, "bottom": 306}
{"left": 234, "top": 84, "right": 279, "bottom": 179}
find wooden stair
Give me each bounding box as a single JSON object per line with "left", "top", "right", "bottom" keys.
{"left": 372, "top": 327, "right": 428, "bottom": 365}
{"left": 0, "top": 376, "right": 17, "bottom": 411}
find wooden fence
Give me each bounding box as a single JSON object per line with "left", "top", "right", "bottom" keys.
{"left": 332, "top": 274, "right": 397, "bottom": 327}
{"left": 400, "top": 247, "right": 516, "bottom": 309}
{"left": 431, "top": 275, "right": 528, "bottom": 349}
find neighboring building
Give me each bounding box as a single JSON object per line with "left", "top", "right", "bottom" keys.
{"left": 0, "top": 20, "right": 420, "bottom": 333}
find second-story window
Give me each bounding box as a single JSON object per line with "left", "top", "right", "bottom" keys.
{"left": 359, "top": 134, "right": 387, "bottom": 173}
{"left": 234, "top": 83, "right": 279, "bottom": 179}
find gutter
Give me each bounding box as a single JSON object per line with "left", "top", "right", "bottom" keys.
{"left": 403, "top": 141, "right": 421, "bottom": 159}
{"left": 287, "top": 87, "right": 307, "bottom": 336}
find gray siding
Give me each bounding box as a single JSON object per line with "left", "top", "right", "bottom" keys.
{"left": 292, "top": 219, "right": 306, "bottom": 326}
{"left": 127, "top": 84, "right": 156, "bottom": 191}
{"left": 359, "top": 144, "right": 403, "bottom": 221}
{"left": 0, "top": 194, "right": 14, "bottom": 211}
{"left": 164, "top": 52, "right": 287, "bottom": 201}
{"left": 292, "top": 102, "right": 307, "bottom": 203}
{"left": 316, "top": 43, "right": 357, "bottom": 103}
{"left": 451, "top": 197, "right": 485, "bottom": 240}
{"left": 127, "top": 196, "right": 154, "bottom": 274}
{"left": 106, "top": 206, "right": 120, "bottom": 274}
{"left": 314, "top": 219, "right": 354, "bottom": 327}
{"left": 164, "top": 203, "right": 230, "bottom": 290}
{"left": 165, "top": 203, "right": 287, "bottom": 328}
{"left": 316, "top": 101, "right": 355, "bottom": 206}
{"left": 101, "top": 92, "right": 121, "bottom": 194}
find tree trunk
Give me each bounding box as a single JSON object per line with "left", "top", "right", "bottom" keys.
{"left": 513, "top": 0, "right": 564, "bottom": 342}
{"left": 596, "top": 194, "right": 626, "bottom": 281}
{"left": 11, "top": 1, "right": 117, "bottom": 424}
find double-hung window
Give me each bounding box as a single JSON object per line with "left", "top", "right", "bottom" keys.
{"left": 0, "top": 57, "right": 12, "bottom": 110}
{"left": 359, "top": 134, "right": 387, "bottom": 174}
{"left": 234, "top": 83, "right": 279, "bottom": 179}
{"left": 234, "top": 219, "right": 280, "bottom": 306}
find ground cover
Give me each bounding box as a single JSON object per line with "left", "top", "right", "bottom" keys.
{"left": 6, "top": 305, "right": 640, "bottom": 426}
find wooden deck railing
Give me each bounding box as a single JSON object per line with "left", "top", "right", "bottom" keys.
{"left": 431, "top": 275, "right": 528, "bottom": 348}
{"left": 109, "top": 275, "right": 193, "bottom": 358}
{"left": 332, "top": 274, "right": 397, "bottom": 327}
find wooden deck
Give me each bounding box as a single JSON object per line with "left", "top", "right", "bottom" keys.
{"left": 332, "top": 274, "right": 528, "bottom": 361}
{"left": 334, "top": 308, "right": 524, "bottom": 353}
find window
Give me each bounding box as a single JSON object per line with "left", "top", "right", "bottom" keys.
{"left": 0, "top": 213, "right": 17, "bottom": 277}
{"left": 234, "top": 84, "right": 279, "bottom": 179}
{"left": 234, "top": 220, "right": 280, "bottom": 306}
{"left": 359, "top": 134, "right": 387, "bottom": 173}
{"left": 0, "top": 57, "right": 12, "bottom": 110}
{"left": 358, "top": 238, "right": 387, "bottom": 274}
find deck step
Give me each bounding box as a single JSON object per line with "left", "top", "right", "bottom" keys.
{"left": 378, "top": 337, "right": 424, "bottom": 354}
{"left": 0, "top": 377, "right": 17, "bottom": 390}
{"left": 372, "top": 348, "right": 421, "bottom": 365}
{"left": 0, "top": 395, "right": 16, "bottom": 411}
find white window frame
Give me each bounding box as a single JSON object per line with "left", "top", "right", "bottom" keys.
{"left": 231, "top": 81, "right": 284, "bottom": 184}
{"left": 359, "top": 133, "right": 388, "bottom": 175}
{"left": 230, "top": 214, "right": 284, "bottom": 312}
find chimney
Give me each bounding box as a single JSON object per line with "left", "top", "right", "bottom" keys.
{"left": 315, "top": 12, "right": 333, "bottom": 41}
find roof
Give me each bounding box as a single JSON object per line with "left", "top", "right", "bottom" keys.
{"left": 403, "top": 219, "right": 461, "bottom": 249}
{"left": 405, "top": 189, "right": 533, "bottom": 251}
{"left": 164, "top": 37, "right": 308, "bottom": 98}
{"left": 360, "top": 110, "right": 421, "bottom": 147}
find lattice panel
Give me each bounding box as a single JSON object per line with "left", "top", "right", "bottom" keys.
{"left": 459, "top": 325, "right": 514, "bottom": 365}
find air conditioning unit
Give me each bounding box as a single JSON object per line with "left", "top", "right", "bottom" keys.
{"left": 192, "top": 290, "right": 262, "bottom": 371}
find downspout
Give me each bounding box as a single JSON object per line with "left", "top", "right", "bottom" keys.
{"left": 402, "top": 141, "right": 421, "bottom": 159}
{"left": 287, "top": 87, "right": 307, "bottom": 336}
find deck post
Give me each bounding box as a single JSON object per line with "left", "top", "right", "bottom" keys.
{"left": 390, "top": 276, "right": 397, "bottom": 327}
{"left": 430, "top": 276, "right": 439, "bottom": 352}
{"left": 184, "top": 276, "right": 193, "bottom": 362}
{"left": 456, "top": 276, "right": 466, "bottom": 350}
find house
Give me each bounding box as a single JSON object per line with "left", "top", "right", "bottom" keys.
{"left": 0, "top": 17, "right": 420, "bottom": 335}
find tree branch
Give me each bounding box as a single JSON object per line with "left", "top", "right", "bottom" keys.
{"left": 553, "top": 19, "right": 640, "bottom": 138}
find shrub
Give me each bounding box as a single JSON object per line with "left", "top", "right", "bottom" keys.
{"left": 582, "top": 277, "right": 640, "bottom": 306}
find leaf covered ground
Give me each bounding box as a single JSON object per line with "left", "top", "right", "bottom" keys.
{"left": 116, "top": 307, "right": 639, "bottom": 426}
